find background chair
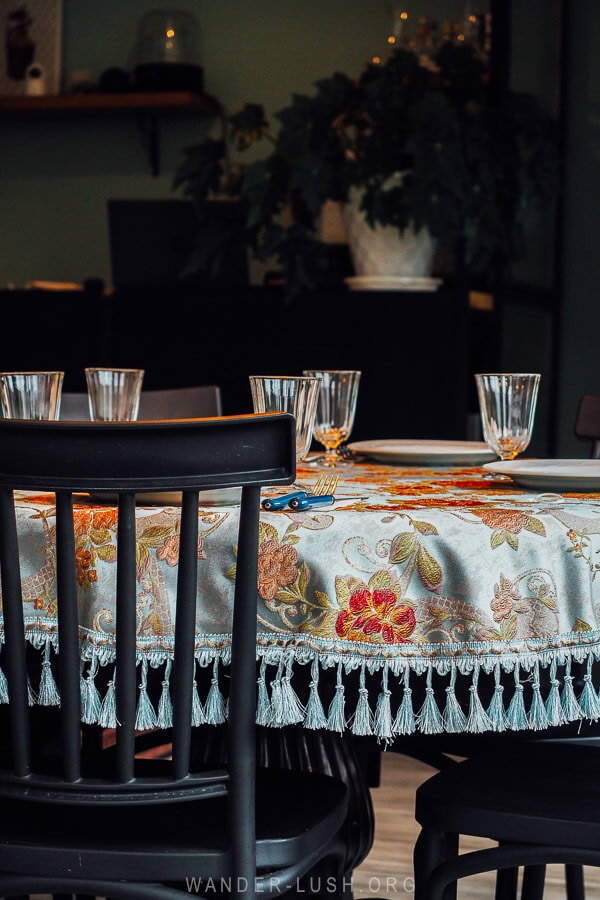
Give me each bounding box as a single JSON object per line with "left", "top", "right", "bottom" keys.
{"left": 574, "top": 393, "right": 600, "bottom": 458}
{"left": 60, "top": 384, "right": 222, "bottom": 420}
{"left": 0, "top": 415, "right": 347, "bottom": 899}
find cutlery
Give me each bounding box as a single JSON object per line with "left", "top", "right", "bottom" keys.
{"left": 261, "top": 474, "right": 338, "bottom": 510}
{"left": 289, "top": 494, "right": 369, "bottom": 511}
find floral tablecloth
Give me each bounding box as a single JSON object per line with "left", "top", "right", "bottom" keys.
{"left": 6, "top": 460, "right": 600, "bottom": 740}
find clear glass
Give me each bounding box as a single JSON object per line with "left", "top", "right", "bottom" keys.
{"left": 136, "top": 10, "right": 200, "bottom": 65}
{"left": 475, "top": 373, "right": 541, "bottom": 460}
{"left": 303, "top": 370, "right": 361, "bottom": 467}
{"left": 85, "top": 368, "right": 144, "bottom": 421}
{"left": 249, "top": 375, "right": 321, "bottom": 464}
{"left": 0, "top": 371, "right": 64, "bottom": 419}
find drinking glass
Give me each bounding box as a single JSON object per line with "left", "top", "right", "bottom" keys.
{"left": 475, "top": 373, "right": 541, "bottom": 460}
{"left": 249, "top": 375, "right": 321, "bottom": 464}
{"left": 0, "top": 371, "right": 64, "bottom": 419}
{"left": 85, "top": 367, "right": 144, "bottom": 421}
{"left": 303, "top": 370, "right": 361, "bottom": 467}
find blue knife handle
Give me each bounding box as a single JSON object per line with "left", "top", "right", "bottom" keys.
{"left": 262, "top": 491, "right": 307, "bottom": 510}
{"left": 289, "top": 494, "right": 334, "bottom": 510}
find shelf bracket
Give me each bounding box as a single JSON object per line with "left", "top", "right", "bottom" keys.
{"left": 137, "top": 112, "right": 160, "bottom": 176}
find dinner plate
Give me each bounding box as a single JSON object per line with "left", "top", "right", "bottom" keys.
{"left": 344, "top": 276, "right": 443, "bottom": 292}
{"left": 483, "top": 459, "right": 600, "bottom": 491}
{"left": 81, "top": 487, "right": 241, "bottom": 507}
{"left": 347, "top": 439, "right": 497, "bottom": 466}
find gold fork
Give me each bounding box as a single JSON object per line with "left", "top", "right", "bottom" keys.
{"left": 312, "top": 474, "right": 339, "bottom": 496}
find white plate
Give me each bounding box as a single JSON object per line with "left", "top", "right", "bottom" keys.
{"left": 344, "top": 276, "right": 443, "bottom": 292}
{"left": 348, "top": 439, "right": 497, "bottom": 466}
{"left": 81, "top": 488, "right": 241, "bottom": 506}
{"left": 483, "top": 459, "right": 600, "bottom": 491}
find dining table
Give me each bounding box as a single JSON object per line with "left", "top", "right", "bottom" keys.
{"left": 6, "top": 442, "right": 600, "bottom": 879}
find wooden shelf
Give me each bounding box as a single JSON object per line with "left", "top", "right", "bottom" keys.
{"left": 0, "top": 91, "right": 221, "bottom": 175}
{"left": 0, "top": 90, "right": 221, "bottom": 119}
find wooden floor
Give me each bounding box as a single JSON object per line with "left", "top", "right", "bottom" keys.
{"left": 353, "top": 750, "right": 600, "bottom": 899}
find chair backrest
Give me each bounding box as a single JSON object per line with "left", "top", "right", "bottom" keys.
{"left": 574, "top": 394, "right": 600, "bottom": 458}
{"left": 60, "top": 384, "right": 222, "bottom": 420}
{"left": 0, "top": 415, "right": 294, "bottom": 836}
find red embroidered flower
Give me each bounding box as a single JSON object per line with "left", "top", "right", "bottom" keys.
{"left": 335, "top": 587, "right": 416, "bottom": 644}
{"left": 491, "top": 575, "right": 518, "bottom": 622}
{"left": 157, "top": 534, "right": 180, "bottom": 566}
{"left": 258, "top": 539, "right": 298, "bottom": 601}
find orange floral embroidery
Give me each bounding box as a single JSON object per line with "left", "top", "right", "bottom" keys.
{"left": 156, "top": 534, "right": 206, "bottom": 566}
{"left": 491, "top": 575, "right": 518, "bottom": 622}
{"left": 258, "top": 539, "right": 298, "bottom": 601}
{"left": 74, "top": 509, "right": 93, "bottom": 535}
{"left": 92, "top": 508, "right": 118, "bottom": 529}
{"left": 473, "top": 509, "right": 532, "bottom": 534}
{"left": 335, "top": 587, "right": 416, "bottom": 644}
{"left": 75, "top": 546, "right": 97, "bottom": 586}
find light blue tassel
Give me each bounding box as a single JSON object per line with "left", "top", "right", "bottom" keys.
{"left": 280, "top": 658, "right": 304, "bottom": 725}
{"left": 506, "top": 663, "right": 528, "bottom": 730}
{"left": 327, "top": 662, "right": 346, "bottom": 733}
{"left": 269, "top": 659, "right": 285, "bottom": 727}
{"left": 443, "top": 666, "right": 467, "bottom": 733}
{"left": 37, "top": 639, "right": 60, "bottom": 706}
{"left": 135, "top": 658, "right": 158, "bottom": 731}
{"left": 561, "top": 656, "right": 583, "bottom": 722}
{"left": 27, "top": 676, "right": 37, "bottom": 706}
{"left": 0, "top": 662, "right": 8, "bottom": 704}
{"left": 393, "top": 668, "right": 416, "bottom": 735}
{"left": 304, "top": 657, "right": 327, "bottom": 730}
{"left": 191, "top": 673, "right": 206, "bottom": 726}
{"left": 416, "top": 668, "right": 443, "bottom": 734}
{"left": 204, "top": 657, "right": 226, "bottom": 725}
{"left": 545, "top": 657, "right": 565, "bottom": 727}
{"left": 351, "top": 664, "right": 373, "bottom": 736}
{"left": 466, "top": 663, "right": 493, "bottom": 733}
{"left": 256, "top": 657, "right": 271, "bottom": 726}
{"left": 82, "top": 656, "right": 102, "bottom": 724}
{"left": 99, "top": 677, "right": 117, "bottom": 728}
{"left": 157, "top": 659, "right": 173, "bottom": 728}
{"left": 578, "top": 655, "right": 600, "bottom": 720}
{"left": 486, "top": 663, "right": 509, "bottom": 731}
{"left": 373, "top": 665, "right": 393, "bottom": 742}
{"left": 528, "top": 660, "right": 550, "bottom": 729}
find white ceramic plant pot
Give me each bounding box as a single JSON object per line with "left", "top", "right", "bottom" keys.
{"left": 343, "top": 185, "right": 437, "bottom": 278}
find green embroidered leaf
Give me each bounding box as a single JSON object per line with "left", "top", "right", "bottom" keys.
{"left": 139, "top": 525, "right": 175, "bottom": 548}
{"left": 573, "top": 616, "right": 592, "bottom": 632}
{"left": 389, "top": 532, "right": 417, "bottom": 564}
{"left": 369, "top": 569, "right": 398, "bottom": 593}
{"left": 499, "top": 614, "right": 517, "bottom": 640}
{"left": 300, "top": 609, "right": 338, "bottom": 637}
{"left": 335, "top": 575, "right": 352, "bottom": 608}
{"left": 417, "top": 545, "right": 443, "bottom": 590}
{"left": 538, "top": 593, "right": 557, "bottom": 610}
{"left": 512, "top": 601, "right": 529, "bottom": 613}
{"left": 258, "top": 521, "right": 279, "bottom": 543}
{"left": 524, "top": 517, "right": 546, "bottom": 536}
{"left": 428, "top": 605, "right": 450, "bottom": 621}
{"left": 90, "top": 528, "right": 112, "bottom": 545}
{"left": 225, "top": 564, "right": 236, "bottom": 581}
{"left": 313, "top": 590, "right": 331, "bottom": 609}
{"left": 96, "top": 543, "right": 117, "bottom": 563}
{"left": 506, "top": 533, "right": 519, "bottom": 550}
{"left": 283, "top": 533, "right": 300, "bottom": 545}
{"left": 298, "top": 561, "right": 309, "bottom": 596}
{"left": 490, "top": 530, "right": 506, "bottom": 549}
{"left": 412, "top": 520, "right": 439, "bottom": 535}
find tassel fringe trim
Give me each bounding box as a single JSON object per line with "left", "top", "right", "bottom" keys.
{"left": 4, "top": 626, "right": 600, "bottom": 741}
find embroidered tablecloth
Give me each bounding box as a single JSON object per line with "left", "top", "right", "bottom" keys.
{"left": 6, "top": 460, "right": 600, "bottom": 740}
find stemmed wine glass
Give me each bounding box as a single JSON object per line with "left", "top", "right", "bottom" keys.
{"left": 475, "top": 373, "right": 541, "bottom": 461}
{"left": 303, "top": 370, "right": 361, "bottom": 467}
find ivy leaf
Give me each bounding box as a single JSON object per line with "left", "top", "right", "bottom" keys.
{"left": 417, "top": 545, "right": 443, "bottom": 590}
{"left": 412, "top": 519, "right": 438, "bottom": 535}
{"left": 389, "top": 532, "right": 417, "bottom": 564}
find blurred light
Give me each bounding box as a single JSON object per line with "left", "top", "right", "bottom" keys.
{"left": 468, "top": 15, "right": 477, "bottom": 24}
{"left": 388, "top": 35, "right": 396, "bottom": 44}
{"left": 457, "top": 33, "right": 465, "bottom": 41}
{"left": 372, "top": 55, "right": 382, "bottom": 64}
{"left": 400, "top": 11, "right": 408, "bottom": 19}
{"left": 166, "top": 28, "right": 175, "bottom": 38}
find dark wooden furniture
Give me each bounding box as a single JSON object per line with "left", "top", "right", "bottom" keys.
{"left": 0, "top": 414, "right": 348, "bottom": 898}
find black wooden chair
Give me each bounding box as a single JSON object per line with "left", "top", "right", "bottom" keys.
{"left": 574, "top": 393, "right": 600, "bottom": 458}
{"left": 60, "top": 384, "right": 223, "bottom": 420}
{"left": 0, "top": 415, "right": 348, "bottom": 899}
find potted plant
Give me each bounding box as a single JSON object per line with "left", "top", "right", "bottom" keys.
{"left": 174, "top": 43, "right": 559, "bottom": 299}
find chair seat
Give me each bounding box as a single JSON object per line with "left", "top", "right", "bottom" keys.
{"left": 416, "top": 741, "right": 600, "bottom": 850}
{"left": 0, "top": 767, "right": 347, "bottom": 882}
